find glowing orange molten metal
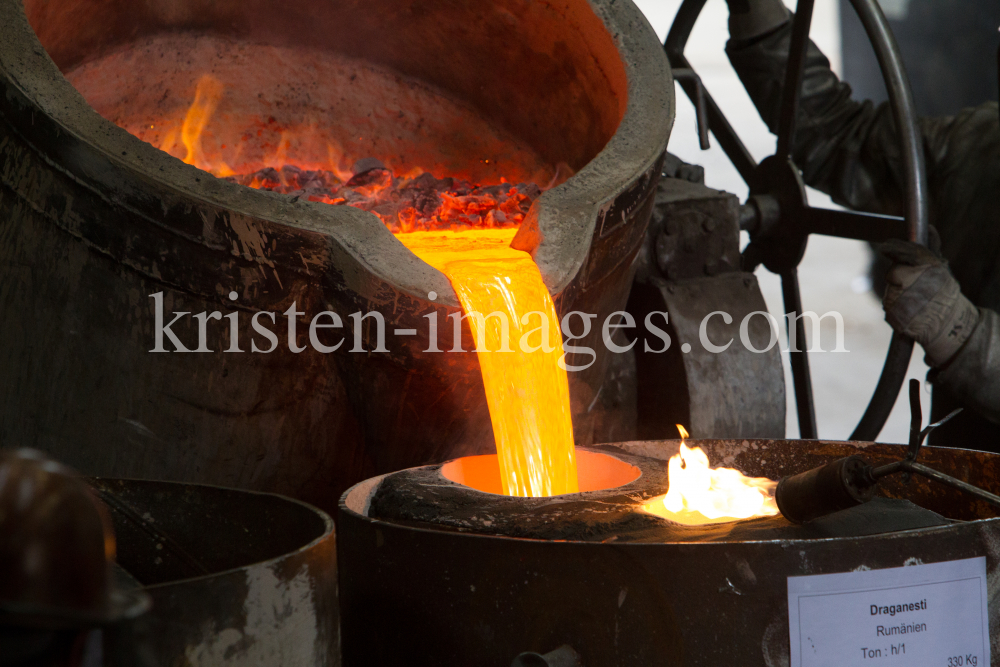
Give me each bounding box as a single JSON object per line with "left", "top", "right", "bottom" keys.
{"left": 644, "top": 425, "right": 779, "bottom": 525}
{"left": 141, "top": 74, "right": 581, "bottom": 497}
{"left": 397, "top": 229, "right": 579, "bottom": 497}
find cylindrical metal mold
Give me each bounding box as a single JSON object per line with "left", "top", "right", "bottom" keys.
{"left": 338, "top": 439, "right": 1000, "bottom": 666}
{"left": 91, "top": 479, "right": 338, "bottom": 667}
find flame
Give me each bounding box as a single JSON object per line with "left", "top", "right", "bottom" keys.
{"left": 397, "top": 229, "right": 579, "bottom": 497}
{"left": 643, "top": 425, "right": 779, "bottom": 525}
{"left": 147, "top": 74, "right": 559, "bottom": 233}
{"left": 133, "top": 74, "right": 582, "bottom": 496}
{"left": 173, "top": 75, "right": 234, "bottom": 177}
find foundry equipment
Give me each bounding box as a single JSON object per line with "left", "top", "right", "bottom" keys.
{"left": 0, "top": 450, "right": 149, "bottom": 665}
{"left": 0, "top": 0, "right": 931, "bottom": 519}
{"left": 338, "top": 438, "right": 1000, "bottom": 666}
{"left": 657, "top": 0, "right": 929, "bottom": 441}
{"left": 775, "top": 380, "right": 1000, "bottom": 523}
{"left": 0, "top": 449, "right": 336, "bottom": 667}
{"left": 0, "top": 0, "right": 682, "bottom": 513}
{"left": 93, "top": 477, "right": 338, "bottom": 667}
{"left": 2, "top": 0, "right": 997, "bottom": 664}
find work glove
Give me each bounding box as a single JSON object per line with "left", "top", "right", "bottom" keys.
{"left": 725, "top": 0, "right": 791, "bottom": 43}
{"left": 878, "top": 234, "right": 980, "bottom": 368}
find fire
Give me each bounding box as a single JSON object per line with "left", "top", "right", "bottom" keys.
{"left": 132, "top": 73, "right": 581, "bottom": 496}
{"left": 151, "top": 75, "right": 562, "bottom": 232}
{"left": 644, "top": 425, "right": 779, "bottom": 525}
{"left": 397, "top": 229, "right": 579, "bottom": 497}
{"left": 162, "top": 75, "right": 235, "bottom": 177}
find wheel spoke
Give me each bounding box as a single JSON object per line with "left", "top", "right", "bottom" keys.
{"left": 775, "top": 0, "right": 817, "bottom": 159}
{"left": 664, "top": 0, "right": 758, "bottom": 186}
{"left": 664, "top": 0, "right": 709, "bottom": 62}
{"left": 781, "top": 269, "right": 817, "bottom": 439}
{"left": 850, "top": 333, "right": 915, "bottom": 441}
{"left": 741, "top": 241, "right": 764, "bottom": 273}
{"left": 667, "top": 56, "right": 759, "bottom": 186}
{"left": 801, "top": 207, "right": 908, "bottom": 242}
{"left": 670, "top": 68, "right": 711, "bottom": 149}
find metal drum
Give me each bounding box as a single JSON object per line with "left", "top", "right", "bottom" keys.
{"left": 339, "top": 439, "right": 1000, "bottom": 666}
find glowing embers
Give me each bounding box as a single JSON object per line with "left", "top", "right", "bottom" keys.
{"left": 155, "top": 75, "right": 545, "bottom": 232}
{"left": 643, "top": 426, "right": 780, "bottom": 525}
{"left": 396, "top": 229, "right": 578, "bottom": 497}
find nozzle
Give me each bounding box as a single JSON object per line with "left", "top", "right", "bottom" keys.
{"left": 775, "top": 455, "right": 877, "bottom": 524}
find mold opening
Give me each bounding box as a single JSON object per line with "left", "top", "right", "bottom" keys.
{"left": 441, "top": 450, "right": 641, "bottom": 496}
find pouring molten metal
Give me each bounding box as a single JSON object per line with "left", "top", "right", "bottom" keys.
{"left": 644, "top": 426, "right": 780, "bottom": 525}
{"left": 397, "top": 230, "right": 578, "bottom": 497}
{"left": 134, "top": 74, "right": 578, "bottom": 497}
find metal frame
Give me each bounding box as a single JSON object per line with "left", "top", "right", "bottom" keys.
{"left": 664, "top": 0, "right": 929, "bottom": 440}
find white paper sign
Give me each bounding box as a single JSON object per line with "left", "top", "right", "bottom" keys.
{"left": 787, "top": 557, "right": 990, "bottom": 667}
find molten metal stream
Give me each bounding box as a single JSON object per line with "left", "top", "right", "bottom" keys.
{"left": 396, "top": 230, "right": 579, "bottom": 496}
{"left": 123, "top": 74, "right": 580, "bottom": 496}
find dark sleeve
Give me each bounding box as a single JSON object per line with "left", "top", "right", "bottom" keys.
{"left": 724, "top": 22, "right": 958, "bottom": 217}
{"left": 933, "top": 309, "right": 1000, "bottom": 424}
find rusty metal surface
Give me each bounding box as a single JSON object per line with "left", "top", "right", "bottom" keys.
{"left": 627, "top": 177, "right": 786, "bottom": 441}
{"left": 339, "top": 440, "right": 1000, "bottom": 667}
{"left": 0, "top": 0, "right": 672, "bottom": 513}
{"left": 95, "top": 479, "right": 338, "bottom": 667}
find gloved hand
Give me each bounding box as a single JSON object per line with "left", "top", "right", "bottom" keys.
{"left": 725, "top": 0, "right": 791, "bottom": 43}
{"left": 878, "top": 236, "right": 980, "bottom": 368}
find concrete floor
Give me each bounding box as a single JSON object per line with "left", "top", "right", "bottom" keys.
{"left": 633, "top": 0, "right": 931, "bottom": 443}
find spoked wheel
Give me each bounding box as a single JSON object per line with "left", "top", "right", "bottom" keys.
{"left": 665, "top": 0, "right": 929, "bottom": 441}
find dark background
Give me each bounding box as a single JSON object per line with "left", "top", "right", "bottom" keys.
{"left": 841, "top": 0, "right": 1000, "bottom": 116}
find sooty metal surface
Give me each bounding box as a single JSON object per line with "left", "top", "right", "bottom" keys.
{"left": 0, "top": 0, "right": 672, "bottom": 513}
{"left": 90, "top": 479, "right": 337, "bottom": 667}
{"left": 338, "top": 440, "right": 1000, "bottom": 666}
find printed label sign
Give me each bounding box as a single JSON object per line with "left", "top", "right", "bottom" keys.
{"left": 787, "top": 557, "right": 989, "bottom": 667}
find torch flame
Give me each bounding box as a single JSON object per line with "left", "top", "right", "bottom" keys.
{"left": 643, "top": 425, "right": 779, "bottom": 525}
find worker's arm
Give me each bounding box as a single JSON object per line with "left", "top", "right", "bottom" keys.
{"left": 933, "top": 310, "right": 1000, "bottom": 423}
{"left": 879, "top": 238, "right": 1000, "bottom": 424}
{"left": 723, "top": 1, "right": 1000, "bottom": 424}
{"left": 723, "top": 1, "right": 959, "bottom": 217}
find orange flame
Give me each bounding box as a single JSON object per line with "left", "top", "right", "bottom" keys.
{"left": 171, "top": 75, "right": 234, "bottom": 177}
{"left": 643, "top": 425, "right": 779, "bottom": 525}
{"left": 149, "top": 74, "right": 550, "bottom": 233}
